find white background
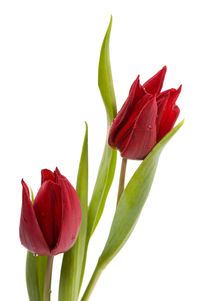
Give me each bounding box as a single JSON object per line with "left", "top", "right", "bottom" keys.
{"left": 0, "top": 0, "right": 199, "bottom": 300}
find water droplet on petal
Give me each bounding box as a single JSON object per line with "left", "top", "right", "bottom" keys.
{"left": 147, "top": 124, "right": 152, "bottom": 130}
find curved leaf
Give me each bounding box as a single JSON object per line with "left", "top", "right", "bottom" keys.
{"left": 59, "top": 123, "right": 88, "bottom": 301}
{"left": 98, "top": 15, "right": 117, "bottom": 121}
{"left": 87, "top": 15, "right": 117, "bottom": 238}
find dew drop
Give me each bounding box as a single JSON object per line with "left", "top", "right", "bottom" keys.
{"left": 147, "top": 124, "right": 152, "bottom": 130}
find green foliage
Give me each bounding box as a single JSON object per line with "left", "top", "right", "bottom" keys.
{"left": 87, "top": 15, "right": 117, "bottom": 239}
{"left": 99, "top": 120, "right": 184, "bottom": 267}
{"left": 59, "top": 123, "right": 88, "bottom": 301}
{"left": 26, "top": 253, "right": 48, "bottom": 301}
{"left": 81, "top": 121, "right": 184, "bottom": 301}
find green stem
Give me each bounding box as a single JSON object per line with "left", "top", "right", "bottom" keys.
{"left": 116, "top": 158, "right": 127, "bottom": 204}
{"left": 43, "top": 255, "right": 54, "bottom": 301}
{"left": 80, "top": 263, "right": 103, "bottom": 301}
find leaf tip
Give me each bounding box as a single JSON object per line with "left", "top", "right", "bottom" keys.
{"left": 108, "top": 15, "right": 112, "bottom": 33}
{"left": 84, "top": 121, "right": 88, "bottom": 131}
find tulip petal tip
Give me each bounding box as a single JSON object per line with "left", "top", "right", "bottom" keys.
{"left": 163, "top": 65, "right": 167, "bottom": 71}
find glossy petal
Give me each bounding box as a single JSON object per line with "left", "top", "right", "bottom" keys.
{"left": 113, "top": 94, "right": 153, "bottom": 151}
{"left": 121, "top": 96, "right": 157, "bottom": 160}
{"left": 33, "top": 181, "right": 62, "bottom": 250}
{"left": 157, "top": 86, "right": 181, "bottom": 141}
{"left": 19, "top": 180, "right": 50, "bottom": 255}
{"left": 108, "top": 76, "right": 146, "bottom": 148}
{"left": 156, "top": 91, "right": 170, "bottom": 132}
{"left": 143, "top": 66, "right": 167, "bottom": 95}
{"left": 51, "top": 176, "right": 82, "bottom": 255}
{"left": 41, "top": 169, "right": 55, "bottom": 184}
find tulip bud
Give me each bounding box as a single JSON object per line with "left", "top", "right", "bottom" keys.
{"left": 108, "top": 66, "right": 181, "bottom": 160}
{"left": 19, "top": 168, "right": 82, "bottom": 255}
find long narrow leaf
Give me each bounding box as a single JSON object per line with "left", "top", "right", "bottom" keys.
{"left": 78, "top": 16, "right": 117, "bottom": 293}
{"left": 59, "top": 123, "right": 88, "bottom": 301}
{"left": 87, "top": 15, "right": 117, "bottom": 239}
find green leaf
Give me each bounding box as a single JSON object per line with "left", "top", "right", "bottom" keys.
{"left": 78, "top": 16, "right": 117, "bottom": 295}
{"left": 58, "top": 123, "right": 88, "bottom": 301}
{"left": 36, "top": 256, "right": 48, "bottom": 300}
{"left": 87, "top": 15, "right": 117, "bottom": 239}
{"left": 26, "top": 252, "right": 40, "bottom": 301}
{"left": 98, "top": 15, "right": 117, "bottom": 121}
{"left": 81, "top": 121, "right": 184, "bottom": 301}
{"left": 99, "top": 120, "right": 184, "bottom": 267}
{"left": 26, "top": 253, "right": 48, "bottom": 301}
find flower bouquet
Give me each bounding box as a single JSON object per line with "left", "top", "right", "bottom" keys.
{"left": 19, "top": 17, "right": 183, "bottom": 301}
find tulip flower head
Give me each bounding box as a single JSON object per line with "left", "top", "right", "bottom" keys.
{"left": 19, "top": 168, "right": 82, "bottom": 255}
{"left": 108, "top": 66, "right": 181, "bottom": 160}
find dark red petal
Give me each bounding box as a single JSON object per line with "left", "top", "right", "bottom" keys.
{"left": 157, "top": 85, "right": 181, "bottom": 141}
{"left": 143, "top": 66, "right": 167, "bottom": 95}
{"left": 108, "top": 76, "right": 146, "bottom": 148}
{"left": 19, "top": 180, "right": 50, "bottom": 255}
{"left": 121, "top": 96, "right": 158, "bottom": 160}
{"left": 54, "top": 167, "right": 62, "bottom": 177}
{"left": 51, "top": 176, "right": 81, "bottom": 255}
{"left": 156, "top": 91, "right": 170, "bottom": 131}
{"left": 113, "top": 94, "right": 152, "bottom": 151}
{"left": 41, "top": 169, "right": 55, "bottom": 184}
{"left": 33, "top": 181, "right": 62, "bottom": 250}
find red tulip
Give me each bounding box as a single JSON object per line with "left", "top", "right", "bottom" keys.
{"left": 19, "top": 168, "right": 82, "bottom": 255}
{"left": 108, "top": 66, "right": 181, "bottom": 160}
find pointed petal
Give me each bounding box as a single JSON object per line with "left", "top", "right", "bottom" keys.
{"left": 33, "top": 181, "right": 62, "bottom": 249}
{"left": 121, "top": 96, "right": 157, "bottom": 160}
{"left": 156, "top": 91, "right": 170, "bottom": 131}
{"left": 108, "top": 76, "right": 146, "bottom": 148}
{"left": 157, "top": 86, "right": 181, "bottom": 141}
{"left": 143, "top": 66, "right": 167, "bottom": 95}
{"left": 51, "top": 176, "right": 81, "bottom": 255}
{"left": 19, "top": 180, "right": 50, "bottom": 255}
{"left": 41, "top": 169, "right": 55, "bottom": 184}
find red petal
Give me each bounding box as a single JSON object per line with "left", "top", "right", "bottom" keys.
{"left": 41, "top": 169, "right": 55, "bottom": 184}
{"left": 113, "top": 94, "right": 152, "bottom": 151}
{"left": 156, "top": 91, "right": 170, "bottom": 131}
{"left": 121, "top": 96, "right": 158, "bottom": 160}
{"left": 157, "top": 86, "right": 181, "bottom": 141}
{"left": 19, "top": 180, "right": 50, "bottom": 255}
{"left": 143, "top": 66, "right": 167, "bottom": 95}
{"left": 33, "top": 181, "right": 62, "bottom": 250}
{"left": 51, "top": 176, "right": 81, "bottom": 255}
{"left": 108, "top": 76, "right": 146, "bottom": 148}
